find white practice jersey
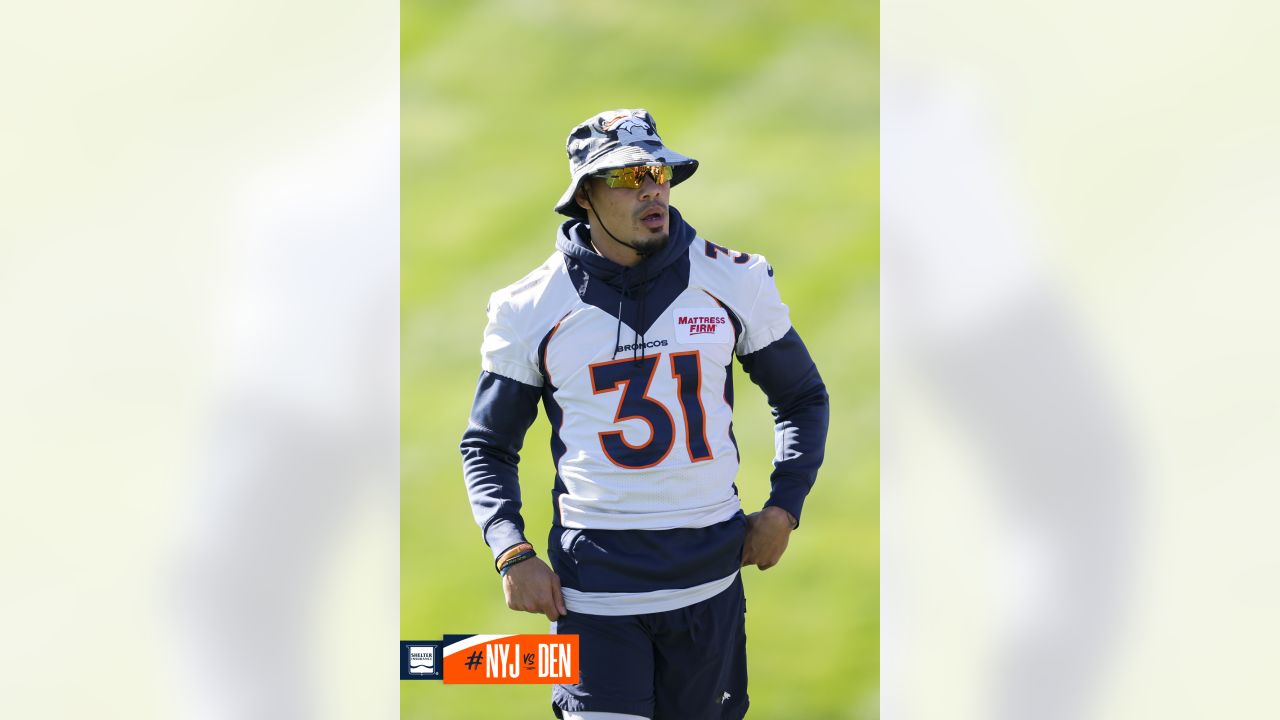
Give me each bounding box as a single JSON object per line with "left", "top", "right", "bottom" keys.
{"left": 480, "top": 237, "right": 792, "bottom": 533}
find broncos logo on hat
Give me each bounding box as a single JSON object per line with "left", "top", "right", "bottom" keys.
{"left": 602, "top": 114, "right": 656, "bottom": 144}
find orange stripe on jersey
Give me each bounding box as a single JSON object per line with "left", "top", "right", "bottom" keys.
{"left": 700, "top": 290, "right": 740, "bottom": 446}
{"left": 540, "top": 312, "right": 571, "bottom": 387}
{"left": 700, "top": 289, "right": 741, "bottom": 346}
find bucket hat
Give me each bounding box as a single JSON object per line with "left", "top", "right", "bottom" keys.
{"left": 554, "top": 108, "right": 699, "bottom": 219}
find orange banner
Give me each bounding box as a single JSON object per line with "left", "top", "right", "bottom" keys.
{"left": 442, "top": 634, "right": 580, "bottom": 684}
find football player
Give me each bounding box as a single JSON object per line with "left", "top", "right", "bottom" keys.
{"left": 461, "top": 108, "right": 830, "bottom": 720}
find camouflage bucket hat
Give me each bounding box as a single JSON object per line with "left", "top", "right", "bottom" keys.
{"left": 554, "top": 108, "right": 699, "bottom": 219}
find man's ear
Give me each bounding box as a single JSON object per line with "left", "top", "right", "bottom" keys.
{"left": 575, "top": 179, "right": 591, "bottom": 210}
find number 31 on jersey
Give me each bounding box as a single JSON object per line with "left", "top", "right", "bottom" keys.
{"left": 588, "top": 351, "right": 713, "bottom": 470}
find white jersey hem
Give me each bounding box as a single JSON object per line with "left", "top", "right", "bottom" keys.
{"left": 558, "top": 495, "right": 742, "bottom": 531}
{"left": 561, "top": 571, "right": 739, "bottom": 616}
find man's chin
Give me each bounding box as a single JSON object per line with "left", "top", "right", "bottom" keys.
{"left": 633, "top": 233, "right": 669, "bottom": 254}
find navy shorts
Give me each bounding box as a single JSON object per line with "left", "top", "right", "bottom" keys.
{"left": 550, "top": 573, "right": 748, "bottom": 720}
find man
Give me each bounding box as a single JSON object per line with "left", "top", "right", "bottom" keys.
{"left": 460, "top": 108, "right": 829, "bottom": 720}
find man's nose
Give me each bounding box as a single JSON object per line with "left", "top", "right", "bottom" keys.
{"left": 638, "top": 175, "right": 668, "bottom": 200}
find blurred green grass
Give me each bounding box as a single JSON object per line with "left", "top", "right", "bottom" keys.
{"left": 402, "top": 2, "right": 878, "bottom": 717}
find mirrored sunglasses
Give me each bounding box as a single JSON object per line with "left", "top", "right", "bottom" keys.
{"left": 594, "top": 164, "right": 673, "bottom": 189}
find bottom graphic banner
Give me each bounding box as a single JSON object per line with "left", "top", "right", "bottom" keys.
{"left": 401, "top": 634, "right": 580, "bottom": 684}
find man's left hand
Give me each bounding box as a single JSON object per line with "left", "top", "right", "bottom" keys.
{"left": 741, "top": 506, "right": 795, "bottom": 571}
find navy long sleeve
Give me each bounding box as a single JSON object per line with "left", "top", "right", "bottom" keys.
{"left": 738, "top": 327, "right": 830, "bottom": 526}
{"left": 459, "top": 371, "right": 541, "bottom": 564}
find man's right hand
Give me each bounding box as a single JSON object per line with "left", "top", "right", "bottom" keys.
{"left": 502, "top": 557, "right": 567, "bottom": 621}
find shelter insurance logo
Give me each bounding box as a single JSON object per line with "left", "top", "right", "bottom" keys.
{"left": 400, "top": 635, "right": 580, "bottom": 684}
{"left": 400, "top": 641, "right": 442, "bottom": 680}
{"left": 408, "top": 645, "right": 435, "bottom": 675}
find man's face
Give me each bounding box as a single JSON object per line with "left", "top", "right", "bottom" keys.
{"left": 577, "top": 171, "right": 671, "bottom": 254}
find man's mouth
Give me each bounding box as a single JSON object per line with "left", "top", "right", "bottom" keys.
{"left": 639, "top": 206, "right": 667, "bottom": 229}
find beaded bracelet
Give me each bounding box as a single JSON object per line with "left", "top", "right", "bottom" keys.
{"left": 498, "top": 549, "right": 537, "bottom": 577}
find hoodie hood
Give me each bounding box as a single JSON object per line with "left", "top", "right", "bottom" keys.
{"left": 556, "top": 206, "right": 696, "bottom": 292}
{"left": 556, "top": 206, "right": 698, "bottom": 361}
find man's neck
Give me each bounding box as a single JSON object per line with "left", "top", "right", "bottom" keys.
{"left": 586, "top": 224, "right": 644, "bottom": 267}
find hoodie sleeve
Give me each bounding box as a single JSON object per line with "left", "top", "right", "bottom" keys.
{"left": 736, "top": 261, "right": 830, "bottom": 526}
{"left": 460, "top": 370, "right": 542, "bottom": 564}
{"left": 695, "top": 244, "right": 830, "bottom": 525}
{"left": 460, "top": 295, "right": 545, "bottom": 565}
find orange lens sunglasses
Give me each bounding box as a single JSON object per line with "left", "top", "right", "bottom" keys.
{"left": 594, "top": 164, "right": 673, "bottom": 189}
